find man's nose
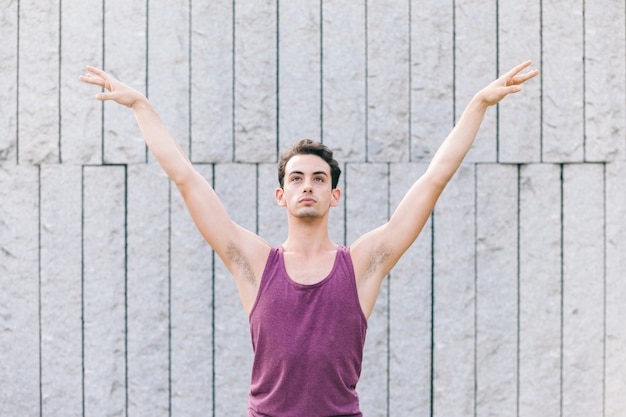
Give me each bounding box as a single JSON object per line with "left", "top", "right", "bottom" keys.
{"left": 303, "top": 178, "right": 313, "bottom": 192}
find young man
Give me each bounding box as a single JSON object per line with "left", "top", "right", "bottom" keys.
{"left": 80, "top": 61, "right": 538, "bottom": 416}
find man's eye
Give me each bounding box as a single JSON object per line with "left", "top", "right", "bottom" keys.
{"left": 314, "top": 177, "right": 324, "bottom": 182}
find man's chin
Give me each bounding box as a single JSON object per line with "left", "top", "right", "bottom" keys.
{"left": 295, "top": 209, "right": 320, "bottom": 219}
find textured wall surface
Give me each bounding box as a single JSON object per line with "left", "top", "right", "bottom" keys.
{"left": 1, "top": 1, "right": 625, "bottom": 416}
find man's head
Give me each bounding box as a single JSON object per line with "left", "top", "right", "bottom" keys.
{"left": 277, "top": 139, "right": 341, "bottom": 189}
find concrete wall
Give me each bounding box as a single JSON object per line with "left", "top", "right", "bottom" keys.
{"left": 1, "top": 1, "right": 625, "bottom": 416}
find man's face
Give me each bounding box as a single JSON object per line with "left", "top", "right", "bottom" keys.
{"left": 276, "top": 154, "right": 340, "bottom": 219}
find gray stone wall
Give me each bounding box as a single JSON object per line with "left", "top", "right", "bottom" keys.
{"left": 1, "top": 1, "right": 625, "bottom": 416}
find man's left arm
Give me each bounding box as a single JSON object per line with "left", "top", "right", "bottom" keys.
{"left": 351, "top": 60, "right": 538, "bottom": 317}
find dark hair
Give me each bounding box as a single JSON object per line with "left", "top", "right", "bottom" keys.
{"left": 277, "top": 139, "right": 342, "bottom": 189}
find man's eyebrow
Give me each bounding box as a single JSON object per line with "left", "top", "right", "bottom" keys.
{"left": 287, "top": 170, "right": 329, "bottom": 176}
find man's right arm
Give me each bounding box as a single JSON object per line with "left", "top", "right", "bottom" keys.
{"left": 80, "top": 66, "right": 270, "bottom": 311}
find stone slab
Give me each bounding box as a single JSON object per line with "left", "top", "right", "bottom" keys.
{"left": 518, "top": 163, "right": 562, "bottom": 417}
{"left": 233, "top": 0, "right": 277, "bottom": 163}
{"left": 388, "top": 163, "right": 432, "bottom": 415}
{"left": 103, "top": 0, "right": 147, "bottom": 164}
{"left": 410, "top": 0, "right": 454, "bottom": 163}
{"left": 454, "top": 0, "right": 497, "bottom": 162}
{"left": 321, "top": 0, "right": 367, "bottom": 162}
{"left": 0, "top": 164, "right": 40, "bottom": 416}
{"left": 605, "top": 160, "right": 626, "bottom": 417}
{"left": 366, "top": 0, "right": 410, "bottom": 162}
{"left": 584, "top": 0, "right": 626, "bottom": 162}
{"left": 82, "top": 165, "right": 127, "bottom": 417}
{"left": 278, "top": 0, "right": 322, "bottom": 149}
{"left": 345, "top": 162, "right": 389, "bottom": 416}
{"left": 542, "top": 1, "right": 584, "bottom": 162}
{"left": 147, "top": 0, "right": 190, "bottom": 166}
{"left": 170, "top": 164, "right": 214, "bottom": 416}
{"left": 61, "top": 0, "right": 103, "bottom": 164}
{"left": 562, "top": 163, "right": 605, "bottom": 417}
{"left": 40, "top": 164, "right": 83, "bottom": 416}
{"left": 190, "top": 0, "right": 233, "bottom": 163}
{"left": 0, "top": 1, "right": 18, "bottom": 163}
{"left": 497, "top": 0, "right": 542, "bottom": 163}
{"left": 475, "top": 164, "right": 518, "bottom": 417}
{"left": 18, "top": 0, "right": 60, "bottom": 164}
{"left": 432, "top": 164, "right": 475, "bottom": 417}
{"left": 126, "top": 163, "right": 170, "bottom": 416}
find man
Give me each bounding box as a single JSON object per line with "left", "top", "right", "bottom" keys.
{"left": 80, "top": 61, "right": 538, "bottom": 416}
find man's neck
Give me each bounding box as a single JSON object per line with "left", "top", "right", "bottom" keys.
{"left": 282, "top": 216, "right": 336, "bottom": 255}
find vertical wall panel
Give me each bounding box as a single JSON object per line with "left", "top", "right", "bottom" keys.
{"left": 366, "top": 0, "right": 410, "bottom": 162}
{"left": 542, "top": 0, "right": 584, "bottom": 162}
{"left": 584, "top": 0, "right": 626, "bottom": 161}
{"left": 103, "top": 0, "right": 147, "bottom": 163}
{"left": 410, "top": 0, "right": 454, "bottom": 162}
{"left": 278, "top": 0, "right": 322, "bottom": 148}
{"left": 497, "top": 0, "right": 542, "bottom": 163}
{"left": 61, "top": 0, "right": 103, "bottom": 164}
{"left": 0, "top": 0, "right": 17, "bottom": 162}
{"left": 147, "top": 0, "right": 190, "bottom": 165}
{"left": 321, "top": 0, "right": 367, "bottom": 162}
{"left": 40, "top": 165, "right": 83, "bottom": 416}
{"left": 345, "top": 163, "right": 389, "bottom": 416}
{"left": 213, "top": 163, "right": 257, "bottom": 416}
{"left": 190, "top": 0, "right": 233, "bottom": 163}
{"left": 518, "top": 164, "right": 561, "bottom": 417}
{"left": 0, "top": 165, "right": 39, "bottom": 416}
{"left": 605, "top": 160, "right": 626, "bottom": 416}
{"left": 83, "top": 165, "right": 127, "bottom": 417}
{"left": 562, "top": 163, "right": 604, "bottom": 417}
{"left": 170, "top": 164, "right": 214, "bottom": 416}
{"left": 18, "top": 0, "right": 59, "bottom": 164}
{"left": 475, "top": 164, "right": 518, "bottom": 417}
{"left": 127, "top": 164, "right": 170, "bottom": 417}
{"left": 432, "top": 164, "right": 475, "bottom": 417}
{"left": 454, "top": 0, "right": 497, "bottom": 162}
{"left": 234, "top": 0, "right": 277, "bottom": 163}
{"left": 388, "top": 163, "right": 432, "bottom": 416}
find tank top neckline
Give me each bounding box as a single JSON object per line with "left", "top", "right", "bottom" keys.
{"left": 277, "top": 245, "right": 345, "bottom": 289}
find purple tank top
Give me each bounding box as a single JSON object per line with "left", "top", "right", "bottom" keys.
{"left": 248, "top": 246, "right": 367, "bottom": 417}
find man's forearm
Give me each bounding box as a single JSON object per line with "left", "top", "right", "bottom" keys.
{"left": 425, "top": 94, "right": 489, "bottom": 186}
{"left": 132, "top": 97, "right": 194, "bottom": 185}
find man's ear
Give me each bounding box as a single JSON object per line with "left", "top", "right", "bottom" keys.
{"left": 275, "top": 187, "right": 286, "bottom": 207}
{"left": 330, "top": 188, "right": 341, "bottom": 207}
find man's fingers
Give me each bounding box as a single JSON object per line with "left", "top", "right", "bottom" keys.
{"left": 96, "top": 92, "right": 113, "bottom": 101}
{"left": 508, "top": 60, "right": 533, "bottom": 77}
{"left": 85, "top": 65, "right": 107, "bottom": 78}
{"left": 79, "top": 73, "right": 105, "bottom": 87}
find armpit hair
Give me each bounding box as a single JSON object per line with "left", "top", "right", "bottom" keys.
{"left": 226, "top": 243, "right": 255, "bottom": 283}
{"left": 363, "top": 247, "right": 391, "bottom": 281}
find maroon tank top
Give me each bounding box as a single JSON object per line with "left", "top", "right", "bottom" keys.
{"left": 248, "top": 246, "right": 367, "bottom": 417}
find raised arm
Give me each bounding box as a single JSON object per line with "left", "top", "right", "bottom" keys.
{"left": 80, "top": 66, "right": 270, "bottom": 312}
{"left": 351, "top": 61, "right": 538, "bottom": 317}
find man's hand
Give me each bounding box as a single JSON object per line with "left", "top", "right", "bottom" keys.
{"left": 477, "top": 60, "right": 539, "bottom": 107}
{"left": 79, "top": 66, "right": 145, "bottom": 108}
